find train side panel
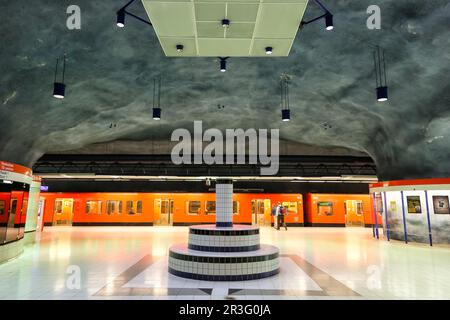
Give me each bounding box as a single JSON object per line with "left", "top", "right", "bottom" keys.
{"left": 305, "top": 193, "right": 375, "bottom": 227}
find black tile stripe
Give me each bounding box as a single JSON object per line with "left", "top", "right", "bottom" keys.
{"left": 169, "top": 251, "right": 279, "bottom": 263}
{"left": 216, "top": 222, "right": 233, "bottom": 227}
{"left": 168, "top": 267, "right": 280, "bottom": 281}
{"left": 188, "top": 244, "right": 260, "bottom": 252}
{"left": 189, "top": 228, "right": 259, "bottom": 236}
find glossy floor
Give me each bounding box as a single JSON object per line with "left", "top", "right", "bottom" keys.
{"left": 1, "top": 226, "right": 450, "bottom": 300}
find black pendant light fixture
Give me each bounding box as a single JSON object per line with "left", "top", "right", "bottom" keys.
{"left": 53, "top": 54, "right": 66, "bottom": 99}
{"left": 299, "top": 0, "right": 334, "bottom": 31}
{"left": 116, "top": 0, "right": 152, "bottom": 28}
{"left": 219, "top": 57, "right": 229, "bottom": 73}
{"left": 152, "top": 76, "right": 161, "bottom": 120}
{"left": 280, "top": 74, "right": 291, "bottom": 122}
{"left": 373, "top": 46, "right": 388, "bottom": 102}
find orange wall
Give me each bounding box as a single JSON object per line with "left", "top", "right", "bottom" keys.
{"left": 306, "top": 193, "right": 377, "bottom": 226}
{"left": 40, "top": 192, "right": 304, "bottom": 225}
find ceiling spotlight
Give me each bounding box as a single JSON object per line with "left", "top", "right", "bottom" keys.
{"left": 325, "top": 13, "right": 334, "bottom": 30}
{"left": 3, "top": 180, "right": 13, "bottom": 184}
{"left": 176, "top": 44, "right": 184, "bottom": 52}
{"left": 53, "top": 55, "right": 66, "bottom": 99}
{"left": 374, "top": 46, "right": 389, "bottom": 102}
{"left": 376, "top": 86, "right": 388, "bottom": 102}
{"left": 282, "top": 109, "right": 290, "bottom": 122}
{"left": 152, "top": 107, "right": 161, "bottom": 120}
{"left": 116, "top": 10, "right": 125, "bottom": 28}
{"left": 265, "top": 47, "right": 273, "bottom": 55}
{"left": 219, "top": 57, "right": 228, "bottom": 72}
{"left": 221, "top": 19, "right": 230, "bottom": 27}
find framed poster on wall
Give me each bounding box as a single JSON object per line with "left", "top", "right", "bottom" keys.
{"left": 432, "top": 196, "right": 450, "bottom": 214}
{"left": 389, "top": 201, "right": 397, "bottom": 213}
{"left": 406, "top": 196, "right": 422, "bottom": 214}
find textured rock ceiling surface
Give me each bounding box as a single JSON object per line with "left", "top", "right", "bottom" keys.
{"left": 0, "top": 0, "right": 449, "bottom": 180}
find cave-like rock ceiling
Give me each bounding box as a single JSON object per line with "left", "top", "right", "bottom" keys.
{"left": 0, "top": 0, "right": 449, "bottom": 180}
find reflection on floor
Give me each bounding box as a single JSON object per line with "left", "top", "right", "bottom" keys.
{"left": 1, "top": 226, "right": 450, "bottom": 300}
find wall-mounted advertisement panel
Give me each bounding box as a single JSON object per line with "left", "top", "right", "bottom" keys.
{"left": 406, "top": 196, "right": 422, "bottom": 214}
{"left": 432, "top": 196, "right": 450, "bottom": 214}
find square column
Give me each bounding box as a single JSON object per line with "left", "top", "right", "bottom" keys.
{"left": 215, "top": 179, "right": 233, "bottom": 228}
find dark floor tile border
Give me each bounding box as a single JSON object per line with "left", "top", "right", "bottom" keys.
{"left": 93, "top": 254, "right": 360, "bottom": 297}
{"left": 188, "top": 244, "right": 261, "bottom": 252}
{"left": 282, "top": 254, "right": 360, "bottom": 297}
{"left": 168, "top": 267, "right": 280, "bottom": 281}
{"left": 169, "top": 251, "right": 279, "bottom": 263}
{"left": 189, "top": 228, "right": 259, "bottom": 236}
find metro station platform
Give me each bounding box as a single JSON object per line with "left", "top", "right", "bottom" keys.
{"left": 1, "top": 226, "right": 449, "bottom": 300}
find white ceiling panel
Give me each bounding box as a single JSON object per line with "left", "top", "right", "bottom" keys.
{"left": 141, "top": 0, "right": 309, "bottom": 57}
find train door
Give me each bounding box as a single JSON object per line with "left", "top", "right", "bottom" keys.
{"left": 251, "top": 199, "right": 271, "bottom": 226}
{"left": 154, "top": 198, "right": 173, "bottom": 226}
{"left": 345, "top": 200, "right": 365, "bottom": 227}
{"left": 6, "top": 198, "right": 18, "bottom": 242}
{"left": 52, "top": 198, "right": 74, "bottom": 226}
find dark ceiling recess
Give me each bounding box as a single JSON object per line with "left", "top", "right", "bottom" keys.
{"left": 40, "top": 180, "right": 369, "bottom": 194}
{"left": 33, "top": 154, "right": 376, "bottom": 177}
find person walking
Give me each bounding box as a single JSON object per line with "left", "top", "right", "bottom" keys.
{"left": 271, "top": 204, "right": 278, "bottom": 229}
{"left": 277, "top": 203, "right": 288, "bottom": 231}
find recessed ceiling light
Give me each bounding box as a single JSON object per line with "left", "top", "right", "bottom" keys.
{"left": 221, "top": 19, "right": 230, "bottom": 27}
{"left": 265, "top": 47, "right": 273, "bottom": 55}
{"left": 176, "top": 44, "right": 184, "bottom": 52}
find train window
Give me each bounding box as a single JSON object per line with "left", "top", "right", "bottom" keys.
{"left": 317, "top": 201, "right": 333, "bottom": 216}
{"left": 0, "top": 200, "right": 5, "bottom": 215}
{"left": 282, "top": 202, "right": 297, "bottom": 214}
{"left": 205, "top": 201, "right": 216, "bottom": 215}
{"left": 137, "top": 201, "right": 142, "bottom": 214}
{"left": 86, "top": 201, "right": 102, "bottom": 215}
{"left": 233, "top": 201, "right": 239, "bottom": 215}
{"left": 188, "top": 201, "right": 201, "bottom": 215}
{"left": 356, "top": 201, "right": 364, "bottom": 215}
{"left": 106, "top": 200, "right": 121, "bottom": 215}
{"left": 126, "top": 201, "right": 135, "bottom": 215}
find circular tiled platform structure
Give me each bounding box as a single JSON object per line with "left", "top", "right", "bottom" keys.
{"left": 169, "top": 224, "right": 280, "bottom": 281}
